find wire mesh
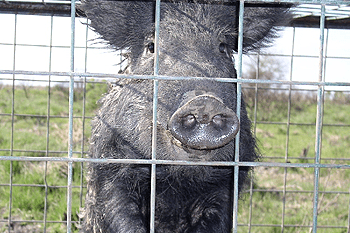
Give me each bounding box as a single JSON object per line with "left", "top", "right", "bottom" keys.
{"left": 0, "top": 0, "right": 350, "bottom": 232}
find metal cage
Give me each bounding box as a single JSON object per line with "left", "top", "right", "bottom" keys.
{"left": 0, "top": 0, "right": 350, "bottom": 232}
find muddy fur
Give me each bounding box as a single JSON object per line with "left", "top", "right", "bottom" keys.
{"left": 80, "top": 1, "right": 290, "bottom": 232}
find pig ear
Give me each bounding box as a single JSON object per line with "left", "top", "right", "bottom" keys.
{"left": 242, "top": 4, "right": 292, "bottom": 52}
{"left": 80, "top": 1, "right": 154, "bottom": 53}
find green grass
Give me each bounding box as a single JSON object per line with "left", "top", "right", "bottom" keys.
{"left": 0, "top": 82, "right": 107, "bottom": 232}
{"left": 0, "top": 84, "right": 350, "bottom": 232}
{"left": 237, "top": 89, "right": 350, "bottom": 232}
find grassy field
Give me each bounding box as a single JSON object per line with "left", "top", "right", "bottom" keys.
{"left": 0, "top": 81, "right": 107, "bottom": 232}
{"left": 239, "top": 88, "right": 350, "bottom": 232}
{"left": 0, "top": 82, "right": 349, "bottom": 232}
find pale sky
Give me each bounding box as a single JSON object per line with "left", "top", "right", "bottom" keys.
{"left": 0, "top": 13, "right": 349, "bottom": 91}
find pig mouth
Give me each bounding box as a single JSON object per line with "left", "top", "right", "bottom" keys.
{"left": 183, "top": 145, "right": 211, "bottom": 156}
{"left": 169, "top": 131, "right": 211, "bottom": 156}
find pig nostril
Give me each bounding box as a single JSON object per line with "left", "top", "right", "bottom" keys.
{"left": 182, "top": 114, "right": 196, "bottom": 128}
{"left": 212, "top": 114, "right": 225, "bottom": 128}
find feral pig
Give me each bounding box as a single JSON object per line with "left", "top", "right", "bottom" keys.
{"left": 81, "top": 1, "right": 290, "bottom": 232}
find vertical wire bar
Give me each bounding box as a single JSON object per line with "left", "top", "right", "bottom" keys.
{"left": 348, "top": 185, "right": 350, "bottom": 232}
{"left": 78, "top": 76, "right": 87, "bottom": 224}
{"left": 248, "top": 54, "right": 260, "bottom": 232}
{"left": 67, "top": 0, "right": 76, "bottom": 232}
{"left": 8, "top": 13, "right": 17, "bottom": 233}
{"left": 43, "top": 14, "right": 55, "bottom": 233}
{"left": 153, "top": 0, "right": 161, "bottom": 74}
{"left": 233, "top": 1, "right": 244, "bottom": 232}
{"left": 79, "top": 17, "right": 90, "bottom": 225}
{"left": 281, "top": 27, "right": 296, "bottom": 233}
{"left": 248, "top": 179, "right": 253, "bottom": 233}
{"left": 150, "top": 0, "right": 161, "bottom": 232}
{"left": 247, "top": 178, "right": 253, "bottom": 232}
{"left": 253, "top": 54, "right": 259, "bottom": 135}
{"left": 312, "top": 4, "right": 326, "bottom": 233}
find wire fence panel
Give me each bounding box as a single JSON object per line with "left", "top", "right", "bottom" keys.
{"left": 0, "top": 1, "right": 350, "bottom": 233}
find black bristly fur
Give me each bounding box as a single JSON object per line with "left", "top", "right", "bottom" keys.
{"left": 80, "top": 1, "right": 291, "bottom": 232}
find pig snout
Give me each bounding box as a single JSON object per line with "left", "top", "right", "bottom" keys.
{"left": 168, "top": 95, "right": 239, "bottom": 150}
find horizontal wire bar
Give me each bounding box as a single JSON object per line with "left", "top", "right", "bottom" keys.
{"left": 264, "top": 156, "right": 350, "bottom": 161}
{"left": 1, "top": 70, "right": 350, "bottom": 86}
{"left": 242, "top": 189, "right": 350, "bottom": 194}
{"left": 3, "top": 218, "right": 348, "bottom": 230}
{"left": 0, "top": 149, "right": 77, "bottom": 154}
{"left": 1, "top": 183, "right": 348, "bottom": 195}
{"left": 238, "top": 223, "right": 349, "bottom": 229}
{"left": 2, "top": 42, "right": 350, "bottom": 60}
{"left": 249, "top": 53, "right": 350, "bottom": 60}
{"left": 254, "top": 121, "right": 350, "bottom": 127}
{"left": 0, "top": 113, "right": 94, "bottom": 118}
{"left": 1, "top": 78, "right": 349, "bottom": 94}
{"left": 0, "top": 219, "right": 347, "bottom": 230}
{"left": 1, "top": 156, "right": 350, "bottom": 169}
{"left": 2, "top": 148, "right": 350, "bottom": 163}
{"left": 1, "top": 0, "right": 349, "bottom": 5}
{"left": 0, "top": 77, "right": 110, "bottom": 84}
{"left": 0, "top": 184, "right": 84, "bottom": 189}
{"left": 1, "top": 149, "right": 350, "bottom": 162}
{"left": 0, "top": 219, "right": 81, "bottom": 224}
{"left": 0, "top": 42, "right": 107, "bottom": 50}
{"left": 0, "top": 219, "right": 346, "bottom": 230}
{"left": 2, "top": 0, "right": 79, "bottom": 4}
{"left": 1, "top": 115, "right": 349, "bottom": 127}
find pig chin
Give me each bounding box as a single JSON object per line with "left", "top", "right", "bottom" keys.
{"left": 157, "top": 130, "right": 235, "bottom": 181}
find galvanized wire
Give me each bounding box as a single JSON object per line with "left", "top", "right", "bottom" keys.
{"left": 1, "top": 156, "right": 350, "bottom": 169}
{"left": 7, "top": 13, "right": 17, "bottom": 233}
{"left": 281, "top": 25, "right": 296, "bottom": 233}
{"left": 232, "top": 1, "right": 245, "bottom": 232}
{"left": 42, "top": 14, "right": 54, "bottom": 233}
{"left": 1, "top": 69, "right": 350, "bottom": 87}
{"left": 1, "top": 1, "right": 350, "bottom": 233}
{"left": 66, "top": 0, "right": 76, "bottom": 231}
{"left": 312, "top": 4, "right": 326, "bottom": 232}
{"left": 150, "top": 1, "right": 161, "bottom": 232}
{"left": 78, "top": 17, "right": 89, "bottom": 227}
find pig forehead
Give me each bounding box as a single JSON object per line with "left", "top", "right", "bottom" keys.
{"left": 159, "top": 3, "right": 235, "bottom": 31}
{"left": 158, "top": 80, "right": 237, "bottom": 103}
{"left": 160, "top": 2, "right": 235, "bottom": 18}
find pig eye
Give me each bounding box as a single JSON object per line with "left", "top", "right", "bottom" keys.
{"left": 147, "top": 42, "right": 155, "bottom": 53}
{"left": 219, "top": 43, "right": 226, "bottom": 53}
